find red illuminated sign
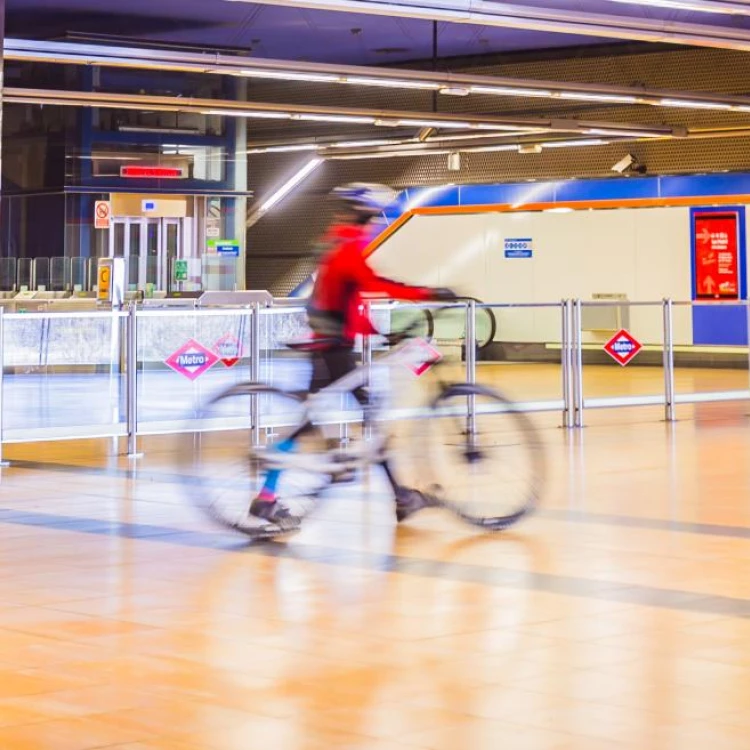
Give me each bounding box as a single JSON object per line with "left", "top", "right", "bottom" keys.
{"left": 694, "top": 211, "right": 739, "bottom": 300}
{"left": 120, "top": 166, "right": 186, "bottom": 179}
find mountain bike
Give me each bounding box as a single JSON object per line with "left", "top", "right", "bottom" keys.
{"left": 178, "top": 301, "right": 545, "bottom": 540}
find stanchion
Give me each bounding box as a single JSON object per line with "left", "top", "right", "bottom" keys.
{"left": 465, "top": 298, "right": 477, "bottom": 437}
{"left": 572, "top": 299, "right": 584, "bottom": 428}
{"left": 662, "top": 298, "right": 676, "bottom": 422}
{"left": 126, "top": 302, "right": 142, "bottom": 458}
{"left": 0, "top": 307, "right": 8, "bottom": 467}
{"left": 250, "top": 302, "right": 261, "bottom": 448}
{"left": 561, "top": 299, "right": 573, "bottom": 429}
{"left": 362, "top": 303, "right": 373, "bottom": 441}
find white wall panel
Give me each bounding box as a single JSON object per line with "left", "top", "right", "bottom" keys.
{"left": 372, "top": 206, "right": 700, "bottom": 344}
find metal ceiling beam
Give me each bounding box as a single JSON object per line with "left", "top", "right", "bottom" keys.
{"left": 223, "top": 0, "right": 750, "bottom": 51}
{"left": 2, "top": 87, "right": 684, "bottom": 139}
{"left": 319, "top": 125, "right": 750, "bottom": 161}
{"left": 8, "top": 38, "right": 750, "bottom": 113}
{"left": 599, "top": 0, "right": 750, "bottom": 16}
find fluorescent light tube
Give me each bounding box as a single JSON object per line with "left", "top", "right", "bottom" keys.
{"left": 259, "top": 159, "right": 323, "bottom": 212}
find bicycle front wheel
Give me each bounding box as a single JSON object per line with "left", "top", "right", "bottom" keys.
{"left": 427, "top": 383, "right": 544, "bottom": 530}
{"left": 178, "top": 383, "right": 331, "bottom": 538}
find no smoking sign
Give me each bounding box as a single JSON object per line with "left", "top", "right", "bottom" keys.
{"left": 94, "top": 201, "right": 111, "bottom": 230}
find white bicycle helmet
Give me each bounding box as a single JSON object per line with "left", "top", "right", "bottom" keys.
{"left": 330, "top": 182, "right": 397, "bottom": 220}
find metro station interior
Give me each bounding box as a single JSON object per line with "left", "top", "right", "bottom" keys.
{"left": 4, "top": 2, "right": 750, "bottom": 749}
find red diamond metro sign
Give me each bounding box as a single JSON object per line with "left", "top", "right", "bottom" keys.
{"left": 214, "top": 333, "right": 243, "bottom": 368}
{"left": 165, "top": 339, "right": 219, "bottom": 380}
{"left": 603, "top": 329, "right": 642, "bottom": 366}
{"left": 400, "top": 338, "right": 442, "bottom": 377}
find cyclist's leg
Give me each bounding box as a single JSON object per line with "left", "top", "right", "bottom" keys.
{"left": 324, "top": 346, "right": 432, "bottom": 518}
{"left": 250, "top": 351, "right": 330, "bottom": 519}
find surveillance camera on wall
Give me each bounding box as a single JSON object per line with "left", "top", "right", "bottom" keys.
{"left": 611, "top": 153, "right": 647, "bottom": 175}
{"left": 611, "top": 154, "right": 636, "bottom": 174}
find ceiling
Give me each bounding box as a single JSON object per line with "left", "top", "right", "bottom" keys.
{"left": 10, "top": 0, "right": 749, "bottom": 65}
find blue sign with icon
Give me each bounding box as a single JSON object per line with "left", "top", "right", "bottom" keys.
{"left": 504, "top": 238, "right": 533, "bottom": 258}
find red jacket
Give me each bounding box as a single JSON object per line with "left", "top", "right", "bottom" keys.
{"left": 307, "top": 223, "right": 432, "bottom": 343}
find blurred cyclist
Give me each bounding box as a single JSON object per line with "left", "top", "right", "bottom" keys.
{"left": 250, "top": 182, "right": 456, "bottom": 529}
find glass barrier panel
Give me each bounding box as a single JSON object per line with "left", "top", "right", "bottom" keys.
{"left": 71, "top": 257, "right": 88, "bottom": 292}
{"left": 50, "top": 257, "right": 70, "bottom": 292}
{"left": 33, "top": 258, "right": 50, "bottom": 292}
{"left": 0, "top": 258, "right": 16, "bottom": 292}
{"left": 136, "top": 310, "right": 254, "bottom": 434}
{"left": 580, "top": 302, "right": 665, "bottom": 423}
{"left": 673, "top": 301, "right": 750, "bottom": 401}
{"left": 258, "top": 308, "right": 317, "bottom": 429}
{"left": 87, "top": 259, "right": 99, "bottom": 293}
{"left": 17, "top": 258, "right": 32, "bottom": 291}
{"left": 2, "top": 312, "right": 126, "bottom": 441}
{"left": 483, "top": 304, "right": 564, "bottom": 408}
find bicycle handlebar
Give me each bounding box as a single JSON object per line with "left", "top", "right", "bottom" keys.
{"left": 378, "top": 297, "right": 484, "bottom": 347}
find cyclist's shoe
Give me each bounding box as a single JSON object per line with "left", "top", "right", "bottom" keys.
{"left": 249, "top": 497, "right": 302, "bottom": 532}
{"left": 395, "top": 487, "right": 438, "bottom": 523}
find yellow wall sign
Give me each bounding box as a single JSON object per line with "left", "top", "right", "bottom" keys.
{"left": 97, "top": 263, "right": 111, "bottom": 301}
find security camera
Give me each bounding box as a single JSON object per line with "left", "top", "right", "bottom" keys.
{"left": 611, "top": 154, "right": 636, "bottom": 174}
{"left": 611, "top": 153, "right": 647, "bottom": 175}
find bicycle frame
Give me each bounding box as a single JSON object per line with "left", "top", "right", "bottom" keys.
{"left": 257, "top": 335, "right": 444, "bottom": 474}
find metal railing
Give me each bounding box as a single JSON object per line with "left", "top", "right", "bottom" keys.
{"left": 0, "top": 298, "right": 746, "bottom": 454}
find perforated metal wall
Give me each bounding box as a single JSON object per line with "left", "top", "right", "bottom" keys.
{"left": 246, "top": 45, "right": 750, "bottom": 294}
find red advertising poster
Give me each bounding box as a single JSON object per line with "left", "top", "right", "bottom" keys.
{"left": 694, "top": 211, "right": 740, "bottom": 300}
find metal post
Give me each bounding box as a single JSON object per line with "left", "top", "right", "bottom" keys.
{"left": 0, "top": 306, "right": 7, "bottom": 467}
{"left": 572, "top": 298, "right": 584, "bottom": 428}
{"left": 561, "top": 299, "right": 572, "bottom": 428}
{"left": 250, "top": 302, "right": 261, "bottom": 447}
{"left": 126, "top": 302, "right": 140, "bottom": 457}
{"left": 662, "top": 298, "right": 676, "bottom": 422}
{"left": 362, "top": 303, "right": 373, "bottom": 441}
{"left": 465, "top": 298, "right": 477, "bottom": 437}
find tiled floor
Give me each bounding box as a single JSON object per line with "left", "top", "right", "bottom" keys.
{"left": 2, "top": 366, "right": 750, "bottom": 748}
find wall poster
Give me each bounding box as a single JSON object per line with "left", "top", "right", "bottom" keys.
{"left": 693, "top": 210, "right": 740, "bottom": 300}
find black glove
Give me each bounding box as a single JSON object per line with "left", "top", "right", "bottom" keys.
{"left": 429, "top": 287, "right": 459, "bottom": 301}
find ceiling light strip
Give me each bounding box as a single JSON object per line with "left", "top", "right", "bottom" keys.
{"left": 9, "top": 38, "right": 750, "bottom": 114}
{"left": 2, "top": 87, "right": 675, "bottom": 138}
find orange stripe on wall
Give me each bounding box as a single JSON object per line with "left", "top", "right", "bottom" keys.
{"left": 364, "top": 193, "right": 750, "bottom": 256}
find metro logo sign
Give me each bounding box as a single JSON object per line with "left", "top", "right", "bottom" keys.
{"left": 399, "top": 338, "right": 442, "bottom": 376}
{"left": 214, "top": 333, "right": 243, "bottom": 368}
{"left": 165, "top": 339, "right": 219, "bottom": 380}
{"left": 603, "top": 329, "right": 642, "bottom": 367}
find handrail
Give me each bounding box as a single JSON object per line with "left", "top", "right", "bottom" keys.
{"left": 0, "top": 297, "right": 748, "bottom": 451}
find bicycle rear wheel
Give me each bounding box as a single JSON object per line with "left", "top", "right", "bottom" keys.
{"left": 427, "top": 383, "right": 544, "bottom": 530}
{"left": 178, "top": 383, "right": 331, "bottom": 539}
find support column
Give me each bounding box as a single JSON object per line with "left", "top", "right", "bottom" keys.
{"left": 234, "top": 79, "right": 248, "bottom": 291}
{"left": 0, "top": 0, "right": 5, "bottom": 234}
